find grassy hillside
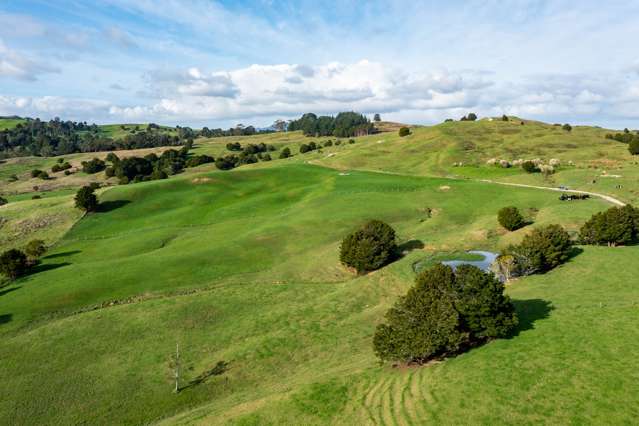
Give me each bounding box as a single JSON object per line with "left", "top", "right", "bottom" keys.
{"left": 1, "top": 118, "right": 638, "bottom": 424}
{"left": 0, "top": 161, "right": 621, "bottom": 424}
{"left": 0, "top": 117, "right": 26, "bottom": 130}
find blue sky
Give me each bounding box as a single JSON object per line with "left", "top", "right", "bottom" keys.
{"left": 1, "top": 0, "right": 639, "bottom": 128}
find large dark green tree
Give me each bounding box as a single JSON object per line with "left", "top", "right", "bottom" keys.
{"left": 498, "top": 206, "right": 526, "bottom": 231}
{"left": 339, "top": 220, "right": 398, "bottom": 274}
{"left": 373, "top": 264, "right": 517, "bottom": 364}
{"left": 505, "top": 224, "right": 573, "bottom": 275}
{"left": 0, "top": 249, "right": 28, "bottom": 280}
{"left": 75, "top": 186, "right": 98, "bottom": 212}
{"left": 579, "top": 205, "right": 639, "bottom": 246}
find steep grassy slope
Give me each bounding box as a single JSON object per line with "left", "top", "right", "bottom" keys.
{"left": 0, "top": 163, "right": 614, "bottom": 424}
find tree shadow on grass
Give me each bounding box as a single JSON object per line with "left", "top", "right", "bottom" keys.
{"left": 179, "top": 361, "right": 229, "bottom": 392}
{"left": 566, "top": 246, "right": 584, "bottom": 262}
{"left": 0, "top": 286, "right": 20, "bottom": 297}
{"left": 507, "top": 299, "right": 554, "bottom": 338}
{"left": 397, "top": 240, "right": 425, "bottom": 257}
{"left": 97, "top": 200, "right": 131, "bottom": 213}
{"left": 24, "top": 262, "right": 71, "bottom": 277}
{"left": 43, "top": 250, "right": 81, "bottom": 260}
{"left": 0, "top": 314, "right": 12, "bottom": 325}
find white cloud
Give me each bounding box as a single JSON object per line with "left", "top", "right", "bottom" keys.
{"left": 0, "top": 39, "right": 58, "bottom": 81}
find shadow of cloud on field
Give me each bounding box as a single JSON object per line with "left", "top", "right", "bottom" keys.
{"left": 179, "top": 361, "right": 229, "bottom": 392}
{"left": 508, "top": 298, "right": 554, "bottom": 338}
{"left": 0, "top": 314, "right": 12, "bottom": 325}
{"left": 97, "top": 200, "right": 131, "bottom": 213}
{"left": 43, "top": 250, "right": 81, "bottom": 260}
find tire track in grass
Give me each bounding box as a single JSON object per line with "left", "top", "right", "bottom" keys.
{"left": 380, "top": 376, "right": 396, "bottom": 426}
{"left": 363, "top": 376, "right": 388, "bottom": 425}
{"left": 408, "top": 368, "right": 429, "bottom": 423}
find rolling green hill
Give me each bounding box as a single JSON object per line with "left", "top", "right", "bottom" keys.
{"left": 1, "top": 118, "right": 638, "bottom": 424}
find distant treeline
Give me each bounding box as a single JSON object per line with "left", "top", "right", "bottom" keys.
{"left": 0, "top": 117, "right": 275, "bottom": 158}
{"left": 288, "top": 112, "right": 376, "bottom": 137}
{"left": 0, "top": 118, "right": 192, "bottom": 158}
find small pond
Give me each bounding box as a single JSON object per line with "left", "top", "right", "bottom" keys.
{"left": 442, "top": 250, "right": 498, "bottom": 272}
{"left": 413, "top": 250, "right": 499, "bottom": 274}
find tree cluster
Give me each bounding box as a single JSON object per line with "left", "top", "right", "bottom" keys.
{"left": 339, "top": 220, "right": 398, "bottom": 274}
{"left": 81, "top": 158, "right": 106, "bottom": 174}
{"left": 104, "top": 149, "right": 192, "bottom": 184}
{"left": 288, "top": 112, "right": 375, "bottom": 137}
{"left": 579, "top": 205, "right": 639, "bottom": 246}
{"left": 373, "top": 263, "right": 518, "bottom": 364}
{"left": 0, "top": 117, "right": 189, "bottom": 158}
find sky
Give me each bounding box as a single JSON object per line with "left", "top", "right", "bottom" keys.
{"left": 1, "top": 0, "right": 639, "bottom": 129}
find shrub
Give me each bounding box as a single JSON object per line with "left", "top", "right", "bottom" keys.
{"left": 299, "top": 144, "right": 310, "bottom": 154}
{"left": 579, "top": 205, "right": 639, "bottom": 246}
{"left": 466, "top": 113, "right": 478, "bottom": 121}
{"left": 502, "top": 114, "right": 509, "bottom": 121}
{"left": 562, "top": 123, "right": 572, "bottom": 132}
{"left": 629, "top": 138, "right": 639, "bottom": 155}
{"left": 105, "top": 167, "right": 115, "bottom": 178}
{"left": 75, "top": 186, "right": 98, "bottom": 212}
{"left": 226, "top": 142, "right": 242, "bottom": 151}
{"left": 339, "top": 220, "right": 398, "bottom": 274}
{"left": 8, "top": 174, "right": 18, "bottom": 182}
{"left": 106, "top": 152, "right": 120, "bottom": 164}
{"left": 348, "top": 139, "right": 355, "bottom": 144}
{"left": 498, "top": 206, "right": 526, "bottom": 231}
{"left": 0, "top": 249, "right": 28, "bottom": 280}
{"left": 24, "top": 239, "right": 46, "bottom": 259}
{"left": 30, "top": 169, "right": 48, "bottom": 179}
{"left": 324, "top": 140, "right": 333, "bottom": 147}
{"left": 81, "top": 158, "right": 106, "bottom": 174}
{"left": 51, "top": 162, "right": 71, "bottom": 173}
{"left": 373, "top": 264, "right": 517, "bottom": 363}
{"left": 64, "top": 170, "right": 72, "bottom": 176}
{"left": 32, "top": 195, "right": 41, "bottom": 200}
{"left": 398, "top": 127, "right": 410, "bottom": 137}
{"left": 521, "top": 160, "right": 539, "bottom": 173}
{"left": 505, "top": 224, "right": 573, "bottom": 275}
{"left": 0, "top": 196, "right": 7, "bottom": 206}
{"left": 279, "top": 147, "right": 291, "bottom": 159}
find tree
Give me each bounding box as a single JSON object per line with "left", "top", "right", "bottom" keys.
{"left": 106, "top": 152, "right": 120, "bottom": 164}
{"left": 81, "top": 158, "right": 106, "bottom": 174}
{"left": 75, "top": 185, "right": 98, "bottom": 212}
{"left": 522, "top": 160, "right": 539, "bottom": 173}
{"left": 502, "top": 114, "right": 509, "bottom": 121}
{"left": 562, "top": 123, "right": 572, "bottom": 132}
{"left": 466, "top": 113, "right": 478, "bottom": 121}
{"left": 579, "top": 205, "right": 639, "bottom": 246}
{"left": 505, "top": 224, "right": 573, "bottom": 275}
{"left": 629, "top": 138, "right": 639, "bottom": 155}
{"left": 24, "top": 239, "right": 46, "bottom": 260}
{"left": 0, "top": 249, "right": 28, "bottom": 280}
{"left": 339, "top": 220, "right": 398, "bottom": 274}
{"left": 279, "top": 147, "right": 291, "bottom": 159}
{"left": 374, "top": 113, "right": 381, "bottom": 122}
{"left": 373, "top": 263, "right": 517, "bottom": 364}
{"left": 498, "top": 206, "right": 526, "bottom": 231}
{"left": 398, "top": 127, "right": 410, "bottom": 137}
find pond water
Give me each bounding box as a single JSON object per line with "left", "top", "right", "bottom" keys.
{"left": 442, "top": 250, "right": 499, "bottom": 272}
